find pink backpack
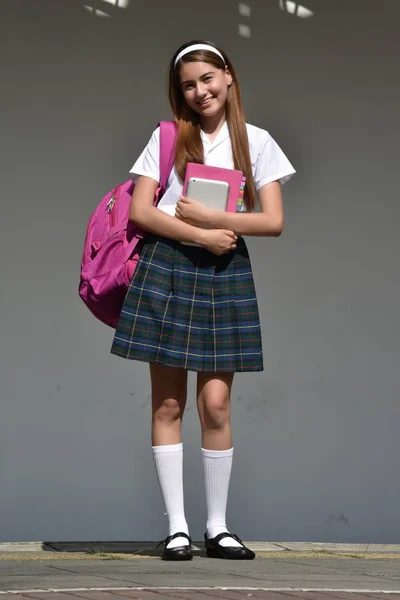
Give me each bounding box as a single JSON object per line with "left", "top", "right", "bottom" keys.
{"left": 79, "top": 121, "right": 177, "bottom": 328}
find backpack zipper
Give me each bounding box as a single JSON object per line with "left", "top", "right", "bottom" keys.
{"left": 107, "top": 194, "right": 116, "bottom": 213}
{"left": 107, "top": 187, "right": 119, "bottom": 228}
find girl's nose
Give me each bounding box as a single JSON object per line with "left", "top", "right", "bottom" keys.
{"left": 195, "top": 82, "right": 207, "bottom": 97}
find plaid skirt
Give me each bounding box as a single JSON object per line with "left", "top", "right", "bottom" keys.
{"left": 110, "top": 235, "right": 263, "bottom": 373}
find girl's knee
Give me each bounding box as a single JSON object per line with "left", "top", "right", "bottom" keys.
{"left": 151, "top": 365, "right": 188, "bottom": 422}
{"left": 153, "top": 397, "right": 183, "bottom": 423}
{"left": 197, "top": 374, "right": 233, "bottom": 430}
{"left": 202, "top": 396, "right": 230, "bottom": 429}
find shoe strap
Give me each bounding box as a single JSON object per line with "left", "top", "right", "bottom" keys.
{"left": 211, "top": 532, "right": 244, "bottom": 546}
{"left": 157, "top": 531, "right": 192, "bottom": 549}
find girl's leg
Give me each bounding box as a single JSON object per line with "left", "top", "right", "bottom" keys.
{"left": 196, "top": 372, "right": 242, "bottom": 547}
{"left": 151, "top": 364, "right": 189, "bottom": 550}
{"left": 197, "top": 372, "right": 254, "bottom": 559}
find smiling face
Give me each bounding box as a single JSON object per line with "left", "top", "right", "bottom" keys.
{"left": 179, "top": 61, "right": 232, "bottom": 122}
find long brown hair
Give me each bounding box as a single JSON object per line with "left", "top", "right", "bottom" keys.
{"left": 168, "top": 40, "right": 257, "bottom": 212}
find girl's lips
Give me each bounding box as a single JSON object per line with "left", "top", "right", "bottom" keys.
{"left": 199, "top": 97, "right": 214, "bottom": 107}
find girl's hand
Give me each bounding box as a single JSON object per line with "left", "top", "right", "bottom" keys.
{"left": 175, "top": 196, "right": 214, "bottom": 226}
{"left": 200, "top": 229, "right": 238, "bottom": 256}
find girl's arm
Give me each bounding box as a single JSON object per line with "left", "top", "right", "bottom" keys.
{"left": 129, "top": 176, "right": 238, "bottom": 254}
{"left": 176, "top": 181, "right": 284, "bottom": 237}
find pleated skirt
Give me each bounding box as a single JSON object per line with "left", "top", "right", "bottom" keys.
{"left": 110, "top": 235, "right": 263, "bottom": 372}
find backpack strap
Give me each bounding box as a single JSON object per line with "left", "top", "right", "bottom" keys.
{"left": 158, "top": 120, "right": 177, "bottom": 194}
{"left": 125, "top": 121, "right": 177, "bottom": 260}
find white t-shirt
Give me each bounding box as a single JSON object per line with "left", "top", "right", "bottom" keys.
{"left": 129, "top": 122, "right": 295, "bottom": 216}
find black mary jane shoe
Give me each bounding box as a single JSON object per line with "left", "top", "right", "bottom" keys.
{"left": 204, "top": 532, "right": 255, "bottom": 560}
{"left": 157, "top": 532, "right": 193, "bottom": 561}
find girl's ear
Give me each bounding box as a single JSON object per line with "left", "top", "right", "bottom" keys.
{"left": 225, "top": 68, "right": 233, "bottom": 87}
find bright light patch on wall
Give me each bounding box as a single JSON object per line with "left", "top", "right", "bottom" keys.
{"left": 279, "top": 0, "right": 314, "bottom": 18}
{"left": 102, "top": 0, "right": 130, "bottom": 7}
{"left": 238, "top": 3, "right": 251, "bottom": 17}
{"left": 83, "top": 5, "right": 110, "bottom": 16}
{"left": 83, "top": 0, "right": 130, "bottom": 17}
{"left": 238, "top": 24, "right": 251, "bottom": 38}
{"left": 238, "top": 3, "right": 251, "bottom": 38}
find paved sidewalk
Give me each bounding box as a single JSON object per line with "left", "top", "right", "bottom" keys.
{"left": 1, "top": 543, "right": 400, "bottom": 599}
{"left": 1, "top": 556, "right": 400, "bottom": 598}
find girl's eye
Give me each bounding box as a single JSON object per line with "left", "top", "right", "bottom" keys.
{"left": 204, "top": 77, "right": 212, "bottom": 82}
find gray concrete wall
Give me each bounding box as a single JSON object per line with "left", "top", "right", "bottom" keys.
{"left": 1, "top": 0, "right": 399, "bottom": 543}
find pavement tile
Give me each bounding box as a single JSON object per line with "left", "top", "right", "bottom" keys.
{"left": 114, "top": 596, "right": 176, "bottom": 600}
{"left": 178, "top": 596, "right": 245, "bottom": 600}
{"left": 362, "top": 596, "right": 400, "bottom": 600}
{"left": 274, "top": 594, "right": 331, "bottom": 599}
{"left": 196, "top": 596, "right": 252, "bottom": 600}
{"left": 237, "top": 592, "right": 296, "bottom": 599}
{"left": 195, "top": 590, "right": 249, "bottom": 599}
{"left": 283, "top": 594, "right": 348, "bottom": 600}
{"left": 231, "top": 596, "right": 395, "bottom": 600}
{"left": 155, "top": 591, "right": 203, "bottom": 599}
{"left": 22, "top": 596, "right": 85, "bottom": 600}
{"left": 233, "top": 593, "right": 294, "bottom": 599}
{"left": 322, "top": 596, "right": 398, "bottom": 600}
{"left": 294, "top": 595, "right": 399, "bottom": 600}
{"left": 276, "top": 594, "right": 340, "bottom": 600}
{"left": 20, "top": 594, "right": 93, "bottom": 600}
{"left": 169, "top": 592, "right": 250, "bottom": 600}
{"left": 147, "top": 595, "right": 200, "bottom": 600}
{"left": 72, "top": 595, "right": 170, "bottom": 600}
{"left": 157, "top": 596, "right": 206, "bottom": 600}
{"left": 218, "top": 596, "right": 398, "bottom": 600}
{"left": 113, "top": 593, "right": 177, "bottom": 599}
{"left": 112, "top": 592, "right": 173, "bottom": 599}
{"left": 62, "top": 593, "right": 137, "bottom": 600}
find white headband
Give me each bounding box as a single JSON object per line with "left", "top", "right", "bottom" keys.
{"left": 174, "top": 44, "right": 226, "bottom": 68}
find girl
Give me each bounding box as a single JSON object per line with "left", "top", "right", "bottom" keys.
{"left": 111, "top": 40, "right": 295, "bottom": 560}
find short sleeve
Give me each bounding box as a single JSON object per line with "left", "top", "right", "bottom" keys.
{"left": 254, "top": 131, "right": 296, "bottom": 190}
{"left": 129, "top": 128, "right": 160, "bottom": 184}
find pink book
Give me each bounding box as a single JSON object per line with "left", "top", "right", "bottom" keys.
{"left": 183, "top": 162, "right": 246, "bottom": 213}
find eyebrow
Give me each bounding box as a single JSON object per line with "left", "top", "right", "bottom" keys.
{"left": 181, "top": 71, "right": 215, "bottom": 86}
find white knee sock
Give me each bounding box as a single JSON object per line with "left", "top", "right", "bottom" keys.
{"left": 152, "top": 443, "right": 189, "bottom": 548}
{"left": 202, "top": 447, "right": 242, "bottom": 548}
